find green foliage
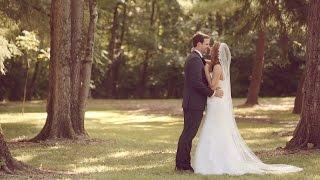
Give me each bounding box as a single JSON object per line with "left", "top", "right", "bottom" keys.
{"left": 191, "top": 0, "right": 240, "bottom": 15}
{"left": 0, "top": 29, "right": 49, "bottom": 100}
{"left": 0, "top": 157, "right": 4, "bottom": 167}
{"left": 0, "top": 35, "right": 22, "bottom": 75}
{"left": 15, "top": 30, "right": 48, "bottom": 67}
{"left": 0, "top": 36, "right": 11, "bottom": 74}
{"left": 37, "top": 48, "right": 50, "bottom": 61}
{"left": 16, "top": 31, "right": 39, "bottom": 52}
{"left": 0, "top": 0, "right": 309, "bottom": 100}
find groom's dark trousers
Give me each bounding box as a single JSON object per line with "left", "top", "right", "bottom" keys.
{"left": 176, "top": 109, "right": 203, "bottom": 169}
{"left": 176, "top": 51, "right": 214, "bottom": 169}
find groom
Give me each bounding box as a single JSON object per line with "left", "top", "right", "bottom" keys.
{"left": 175, "top": 32, "right": 223, "bottom": 173}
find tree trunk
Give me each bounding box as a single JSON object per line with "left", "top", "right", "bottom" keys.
{"left": 0, "top": 76, "right": 4, "bottom": 101}
{"left": 111, "top": 2, "right": 127, "bottom": 98}
{"left": 167, "top": 79, "right": 175, "bottom": 98}
{"left": 78, "top": 0, "right": 98, "bottom": 137}
{"left": 279, "top": 32, "right": 289, "bottom": 62}
{"left": 285, "top": 0, "right": 320, "bottom": 149}
{"left": 166, "top": 66, "right": 178, "bottom": 98}
{"left": 0, "top": 128, "right": 29, "bottom": 174}
{"left": 105, "top": 3, "right": 120, "bottom": 98}
{"left": 22, "top": 60, "right": 29, "bottom": 115}
{"left": 70, "top": 0, "right": 84, "bottom": 136}
{"left": 31, "top": 0, "right": 76, "bottom": 141}
{"left": 136, "top": 1, "right": 156, "bottom": 98}
{"left": 292, "top": 72, "right": 305, "bottom": 114}
{"left": 26, "top": 33, "right": 47, "bottom": 101}
{"left": 26, "top": 61, "right": 40, "bottom": 100}
{"left": 245, "top": 30, "right": 266, "bottom": 105}
{"left": 136, "top": 52, "right": 151, "bottom": 98}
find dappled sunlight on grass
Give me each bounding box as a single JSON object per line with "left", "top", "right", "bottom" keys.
{"left": 246, "top": 137, "right": 288, "bottom": 148}
{"left": 15, "top": 154, "right": 35, "bottom": 162}
{"left": 233, "top": 97, "right": 299, "bottom": 122}
{"left": 0, "top": 98, "right": 317, "bottom": 179}
{"left": 106, "top": 149, "right": 175, "bottom": 159}
{"left": 85, "top": 111, "right": 176, "bottom": 125}
{"left": 74, "top": 163, "right": 167, "bottom": 174}
{"left": 241, "top": 126, "right": 284, "bottom": 135}
{"left": 0, "top": 112, "right": 46, "bottom": 123}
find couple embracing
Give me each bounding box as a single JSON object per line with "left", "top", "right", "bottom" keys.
{"left": 175, "top": 32, "right": 302, "bottom": 175}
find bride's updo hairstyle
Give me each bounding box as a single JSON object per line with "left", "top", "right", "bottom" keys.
{"left": 210, "top": 42, "right": 221, "bottom": 65}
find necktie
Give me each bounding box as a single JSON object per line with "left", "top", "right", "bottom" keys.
{"left": 201, "top": 57, "right": 206, "bottom": 65}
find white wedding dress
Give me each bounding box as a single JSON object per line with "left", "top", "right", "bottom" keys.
{"left": 193, "top": 43, "right": 302, "bottom": 175}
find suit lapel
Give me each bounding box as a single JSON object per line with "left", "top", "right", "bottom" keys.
{"left": 192, "top": 51, "right": 206, "bottom": 65}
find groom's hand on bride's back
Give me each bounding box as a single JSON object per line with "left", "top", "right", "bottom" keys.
{"left": 213, "top": 88, "right": 223, "bottom": 98}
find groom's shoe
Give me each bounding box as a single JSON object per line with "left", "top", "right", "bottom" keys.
{"left": 175, "top": 166, "right": 194, "bottom": 173}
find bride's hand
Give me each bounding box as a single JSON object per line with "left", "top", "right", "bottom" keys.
{"left": 205, "top": 59, "right": 212, "bottom": 64}
{"left": 214, "top": 88, "right": 223, "bottom": 98}
{"left": 210, "top": 86, "right": 221, "bottom": 90}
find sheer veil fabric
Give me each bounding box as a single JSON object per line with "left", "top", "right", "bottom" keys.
{"left": 192, "top": 43, "right": 302, "bottom": 175}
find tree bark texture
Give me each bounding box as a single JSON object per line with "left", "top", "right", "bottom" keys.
{"left": 286, "top": 0, "right": 320, "bottom": 149}
{"left": 245, "top": 30, "right": 266, "bottom": 105}
{"left": 31, "top": 0, "right": 76, "bottom": 141}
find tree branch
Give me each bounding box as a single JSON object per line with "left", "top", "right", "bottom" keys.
{"left": 19, "top": 0, "right": 50, "bottom": 17}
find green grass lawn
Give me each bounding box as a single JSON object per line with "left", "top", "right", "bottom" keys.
{"left": 0, "top": 98, "right": 319, "bottom": 179}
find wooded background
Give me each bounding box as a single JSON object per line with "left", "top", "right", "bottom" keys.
{"left": 0, "top": 0, "right": 307, "bottom": 101}
{"left": 0, "top": 0, "right": 319, "bottom": 177}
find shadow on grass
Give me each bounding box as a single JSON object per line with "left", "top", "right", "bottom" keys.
{"left": 1, "top": 122, "right": 42, "bottom": 140}
{"left": 0, "top": 98, "right": 315, "bottom": 179}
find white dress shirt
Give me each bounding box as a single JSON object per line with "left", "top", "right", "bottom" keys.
{"left": 193, "top": 49, "right": 203, "bottom": 58}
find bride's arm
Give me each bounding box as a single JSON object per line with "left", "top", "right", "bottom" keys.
{"left": 204, "top": 63, "right": 213, "bottom": 88}
{"left": 211, "top": 65, "right": 222, "bottom": 90}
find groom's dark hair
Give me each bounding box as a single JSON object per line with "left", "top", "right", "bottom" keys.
{"left": 192, "top": 32, "right": 210, "bottom": 47}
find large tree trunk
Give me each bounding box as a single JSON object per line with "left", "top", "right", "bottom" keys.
{"left": 136, "top": 1, "right": 156, "bottom": 98}
{"left": 0, "top": 128, "right": 29, "bottom": 174}
{"left": 78, "top": 0, "right": 98, "bottom": 137}
{"left": 70, "top": 0, "right": 85, "bottom": 136}
{"left": 245, "top": 30, "right": 266, "bottom": 105}
{"left": 285, "top": 0, "right": 320, "bottom": 149}
{"left": 31, "top": 0, "right": 95, "bottom": 142}
{"left": 292, "top": 72, "right": 305, "bottom": 114}
{"left": 0, "top": 71, "right": 29, "bottom": 175}
{"left": 31, "top": 0, "right": 76, "bottom": 141}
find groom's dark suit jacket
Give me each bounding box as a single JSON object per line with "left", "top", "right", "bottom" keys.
{"left": 182, "top": 51, "right": 214, "bottom": 110}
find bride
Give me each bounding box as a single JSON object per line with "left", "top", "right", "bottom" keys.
{"left": 192, "top": 42, "right": 302, "bottom": 175}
